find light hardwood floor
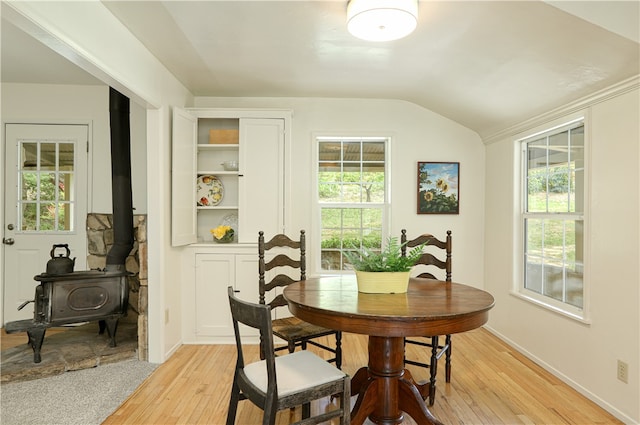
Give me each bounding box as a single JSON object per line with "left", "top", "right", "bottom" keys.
{"left": 102, "top": 328, "right": 621, "bottom": 425}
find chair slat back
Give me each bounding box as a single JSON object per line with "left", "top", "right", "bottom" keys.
{"left": 265, "top": 254, "right": 301, "bottom": 272}
{"left": 401, "top": 229, "right": 452, "bottom": 282}
{"left": 258, "top": 231, "right": 306, "bottom": 307}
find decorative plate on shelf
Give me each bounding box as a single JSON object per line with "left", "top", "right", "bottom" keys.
{"left": 196, "top": 175, "right": 224, "bottom": 206}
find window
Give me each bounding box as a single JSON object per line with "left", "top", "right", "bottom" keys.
{"left": 316, "top": 137, "right": 389, "bottom": 272}
{"left": 19, "top": 140, "right": 76, "bottom": 232}
{"left": 521, "top": 119, "right": 585, "bottom": 315}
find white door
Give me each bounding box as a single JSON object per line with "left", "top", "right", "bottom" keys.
{"left": 171, "top": 108, "right": 197, "bottom": 247}
{"left": 3, "top": 124, "right": 88, "bottom": 323}
{"left": 238, "top": 118, "right": 285, "bottom": 243}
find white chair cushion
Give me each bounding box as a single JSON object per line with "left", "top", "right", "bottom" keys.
{"left": 244, "top": 350, "right": 346, "bottom": 397}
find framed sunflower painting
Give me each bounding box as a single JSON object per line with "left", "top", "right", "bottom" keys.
{"left": 417, "top": 162, "right": 460, "bottom": 214}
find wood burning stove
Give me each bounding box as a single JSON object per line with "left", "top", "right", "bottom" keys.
{"left": 5, "top": 88, "right": 136, "bottom": 363}
{"left": 34, "top": 270, "right": 129, "bottom": 327}
{"left": 6, "top": 268, "right": 130, "bottom": 363}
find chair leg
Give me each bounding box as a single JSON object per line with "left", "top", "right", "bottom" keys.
{"left": 342, "top": 375, "right": 351, "bottom": 425}
{"left": 226, "top": 377, "right": 241, "bottom": 425}
{"left": 264, "top": 395, "right": 278, "bottom": 425}
{"left": 428, "top": 336, "right": 439, "bottom": 406}
{"left": 402, "top": 337, "right": 408, "bottom": 366}
{"left": 288, "top": 340, "right": 296, "bottom": 353}
{"left": 335, "top": 331, "right": 343, "bottom": 369}
{"left": 445, "top": 334, "right": 452, "bottom": 383}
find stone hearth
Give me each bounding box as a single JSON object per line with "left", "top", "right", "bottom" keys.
{"left": 1, "top": 323, "right": 137, "bottom": 383}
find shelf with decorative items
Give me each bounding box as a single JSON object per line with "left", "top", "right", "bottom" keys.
{"left": 172, "top": 108, "right": 291, "bottom": 246}
{"left": 195, "top": 124, "right": 240, "bottom": 243}
{"left": 197, "top": 143, "right": 239, "bottom": 173}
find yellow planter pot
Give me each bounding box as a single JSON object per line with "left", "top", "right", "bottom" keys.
{"left": 355, "top": 271, "right": 411, "bottom": 294}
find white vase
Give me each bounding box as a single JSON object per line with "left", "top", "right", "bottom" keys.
{"left": 355, "top": 271, "right": 411, "bottom": 294}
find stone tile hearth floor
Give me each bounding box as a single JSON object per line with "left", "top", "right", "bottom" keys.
{"left": 1, "top": 322, "right": 138, "bottom": 384}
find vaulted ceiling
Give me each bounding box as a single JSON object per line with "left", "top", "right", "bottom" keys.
{"left": 2, "top": 1, "right": 639, "bottom": 139}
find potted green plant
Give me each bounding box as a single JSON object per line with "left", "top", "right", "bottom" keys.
{"left": 344, "top": 237, "right": 425, "bottom": 293}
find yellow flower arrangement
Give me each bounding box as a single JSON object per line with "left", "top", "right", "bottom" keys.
{"left": 210, "top": 225, "right": 234, "bottom": 242}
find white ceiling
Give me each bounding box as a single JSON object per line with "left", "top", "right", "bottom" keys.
{"left": 2, "top": 1, "right": 639, "bottom": 139}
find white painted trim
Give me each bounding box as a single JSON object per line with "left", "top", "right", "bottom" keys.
{"left": 146, "top": 108, "right": 165, "bottom": 364}
{"left": 509, "top": 290, "right": 590, "bottom": 324}
{"left": 483, "top": 75, "right": 640, "bottom": 145}
{"left": 184, "top": 108, "right": 293, "bottom": 119}
{"left": 309, "top": 132, "right": 394, "bottom": 275}
{"left": 510, "top": 110, "right": 591, "bottom": 322}
{"left": 484, "top": 326, "right": 638, "bottom": 425}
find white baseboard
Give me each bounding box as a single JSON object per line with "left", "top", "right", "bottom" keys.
{"left": 163, "top": 339, "right": 182, "bottom": 361}
{"left": 484, "top": 326, "right": 637, "bottom": 425}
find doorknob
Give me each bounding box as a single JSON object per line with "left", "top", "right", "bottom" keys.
{"left": 3, "top": 237, "right": 15, "bottom": 245}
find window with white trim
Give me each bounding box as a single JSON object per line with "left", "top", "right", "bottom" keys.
{"left": 521, "top": 120, "right": 585, "bottom": 313}
{"left": 19, "top": 140, "right": 76, "bottom": 232}
{"left": 316, "top": 137, "right": 389, "bottom": 272}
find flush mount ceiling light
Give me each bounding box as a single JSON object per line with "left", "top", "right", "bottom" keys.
{"left": 347, "top": 0, "right": 418, "bottom": 42}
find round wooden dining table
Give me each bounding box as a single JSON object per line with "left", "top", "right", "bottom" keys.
{"left": 283, "top": 275, "right": 495, "bottom": 425}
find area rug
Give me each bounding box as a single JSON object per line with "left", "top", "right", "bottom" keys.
{"left": 0, "top": 359, "right": 157, "bottom": 425}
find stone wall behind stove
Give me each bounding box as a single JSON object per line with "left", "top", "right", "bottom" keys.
{"left": 86, "top": 213, "right": 148, "bottom": 361}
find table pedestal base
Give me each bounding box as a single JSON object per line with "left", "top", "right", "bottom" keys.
{"left": 350, "top": 336, "right": 444, "bottom": 425}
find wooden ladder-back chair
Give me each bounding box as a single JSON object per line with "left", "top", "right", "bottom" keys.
{"left": 226, "top": 287, "right": 351, "bottom": 425}
{"left": 400, "top": 228, "right": 452, "bottom": 406}
{"left": 258, "top": 230, "right": 342, "bottom": 369}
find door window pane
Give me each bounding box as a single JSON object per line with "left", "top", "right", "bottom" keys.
{"left": 18, "top": 139, "right": 75, "bottom": 232}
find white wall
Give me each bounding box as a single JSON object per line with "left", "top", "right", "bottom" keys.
{"left": 484, "top": 86, "right": 640, "bottom": 424}
{"left": 193, "top": 97, "right": 486, "bottom": 287}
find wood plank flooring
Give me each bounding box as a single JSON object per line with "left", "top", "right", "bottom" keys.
{"left": 102, "top": 328, "right": 621, "bottom": 424}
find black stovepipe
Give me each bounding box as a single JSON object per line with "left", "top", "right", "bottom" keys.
{"left": 106, "top": 87, "right": 134, "bottom": 270}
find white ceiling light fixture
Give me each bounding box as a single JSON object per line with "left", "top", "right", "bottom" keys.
{"left": 347, "top": 0, "right": 418, "bottom": 42}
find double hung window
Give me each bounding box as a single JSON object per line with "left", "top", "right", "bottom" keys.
{"left": 521, "top": 119, "right": 585, "bottom": 316}
{"left": 316, "top": 137, "right": 389, "bottom": 272}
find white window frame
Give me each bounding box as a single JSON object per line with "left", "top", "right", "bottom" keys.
{"left": 18, "top": 139, "right": 77, "bottom": 233}
{"left": 312, "top": 135, "right": 391, "bottom": 275}
{"left": 512, "top": 114, "right": 590, "bottom": 323}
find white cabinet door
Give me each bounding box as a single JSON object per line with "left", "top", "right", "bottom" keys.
{"left": 195, "top": 253, "right": 260, "bottom": 338}
{"left": 195, "top": 253, "right": 235, "bottom": 337}
{"left": 234, "top": 254, "right": 260, "bottom": 337}
{"left": 238, "top": 118, "right": 285, "bottom": 243}
{"left": 234, "top": 254, "right": 259, "bottom": 303}
{"left": 171, "top": 108, "right": 198, "bottom": 246}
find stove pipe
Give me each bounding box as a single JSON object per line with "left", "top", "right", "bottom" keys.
{"left": 106, "top": 87, "right": 134, "bottom": 271}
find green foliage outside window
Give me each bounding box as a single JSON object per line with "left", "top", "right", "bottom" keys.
{"left": 21, "top": 172, "right": 67, "bottom": 231}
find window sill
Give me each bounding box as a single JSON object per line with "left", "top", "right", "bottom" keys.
{"left": 509, "top": 290, "right": 591, "bottom": 325}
